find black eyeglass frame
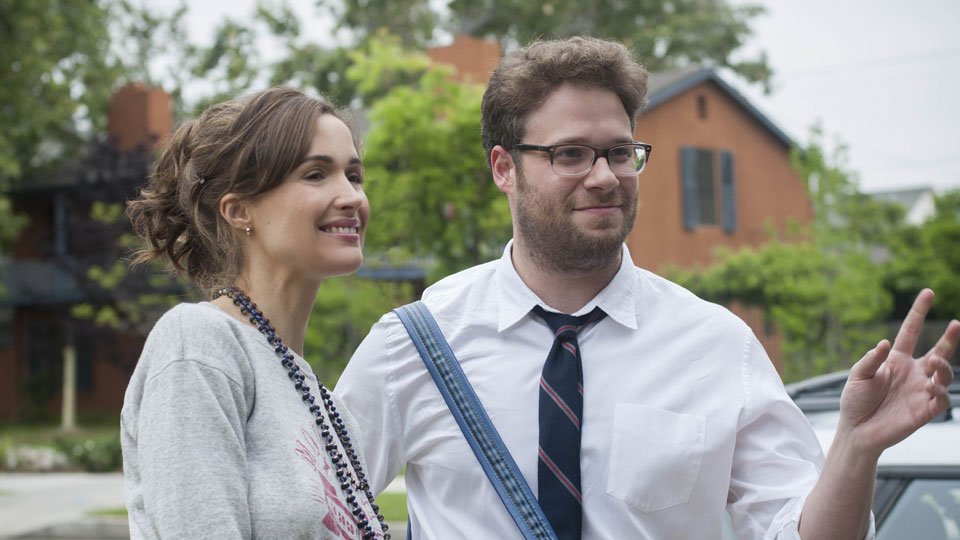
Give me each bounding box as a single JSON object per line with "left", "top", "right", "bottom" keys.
{"left": 508, "top": 141, "right": 653, "bottom": 176}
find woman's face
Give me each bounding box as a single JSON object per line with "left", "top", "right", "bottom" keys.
{"left": 242, "top": 114, "right": 369, "bottom": 283}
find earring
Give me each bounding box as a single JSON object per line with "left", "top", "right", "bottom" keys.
{"left": 245, "top": 226, "right": 252, "bottom": 236}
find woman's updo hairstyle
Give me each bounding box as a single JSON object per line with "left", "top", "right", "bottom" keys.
{"left": 127, "top": 87, "right": 358, "bottom": 293}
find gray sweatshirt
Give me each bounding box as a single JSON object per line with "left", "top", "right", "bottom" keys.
{"left": 121, "top": 302, "right": 385, "bottom": 540}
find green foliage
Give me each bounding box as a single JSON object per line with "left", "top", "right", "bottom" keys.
{"left": 186, "top": 19, "right": 262, "bottom": 114}
{"left": 344, "top": 34, "right": 433, "bottom": 105}
{"left": 0, "top": 196, "right": 29, "bottom": 250}
{"left": 0, "top": 425, "right": 122, "bottom": 472}
{"left": 71, "top": 202, "right": 192, "bottom": 334}
{"left": 52, "top": 433, "right": 123, "bottom": 472}
{"left": 305, "top": 276, "right": 413, "bottom": 384}
{"left": 887, "top": 190, "right": 960, "bottom": 320}
{"left": 0, "top": 0, "right": 123, "bottom": 184}
{"left": 791, "top": 125, "right": 907, "bottom": 251}
{"left": 671, "top": 239, "right": 889, "bottom": 381}
{"left": 318, "top": 0, "right": 437, "bottom": 49}
{"left": 183, "top": 0, "right": 772, "bottom": 114}
{"left": 359, "top": 62, "right": 511, "bottom": 278}
{"left": 315, "top": 0, "right": 772, "bottom": 88}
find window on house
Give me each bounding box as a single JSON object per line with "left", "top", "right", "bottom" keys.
{"left": 681, "top": 146, "right": 737, "bottom": 233}
{"left": 697, "top": 95, "right": 707, "bottom": 119}
{"left": 694, "top": 149, "right": 718, "bottom": 225}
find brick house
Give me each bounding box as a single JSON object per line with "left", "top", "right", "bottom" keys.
{"left": 628, "top": 67, "right": 811, "bottom": 270}
{"left": 0, "top": 84, "right": 173, "bottom": 422}
{"left": 628, "top": 68, "right": 813, "bottom": 368}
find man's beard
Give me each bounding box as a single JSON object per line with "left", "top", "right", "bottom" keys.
{"left": 514, "top": 168, "right": 638, "bottom": 275}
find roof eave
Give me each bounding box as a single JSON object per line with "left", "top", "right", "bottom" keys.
{"left": 644, "top": 68, "right": 794, "bottom": 149}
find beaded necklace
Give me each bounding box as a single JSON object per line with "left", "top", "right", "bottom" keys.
{"left": 214, "top": 287, "right": 389, "bottom": 540}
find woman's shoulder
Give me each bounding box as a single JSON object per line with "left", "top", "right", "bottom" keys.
{"left": 140, "top": 302, "right": 261, "bottom": 373}
{"left": 147, "top": 302, "right": 239, "bottom": 343}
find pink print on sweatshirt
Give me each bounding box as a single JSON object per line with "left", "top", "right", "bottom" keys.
{"left": 295, "top": 424, "right": 384, "bottom": 540}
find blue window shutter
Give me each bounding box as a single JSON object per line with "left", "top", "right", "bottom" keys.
{"left": 681, "top": 147, "right": 698, "bottom": 231}
{"left": 721, "top": 151, "right": 737, "bottom": 234}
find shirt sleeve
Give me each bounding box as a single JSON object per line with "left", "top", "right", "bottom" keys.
{"left": 336, "top": 313, "right": 408, "bottom": 495}
{"left": 129, "top": 356, "right": 252, "bottom": 539}
{"left": 726, "top": 334, "right": 876, "bottom": 540}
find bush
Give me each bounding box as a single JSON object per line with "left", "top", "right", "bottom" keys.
{"left": 2, "top": 443, "right": 69, "bottom": 471}
{"left": 52, "top": 433, "right": 122, "bottom": 472}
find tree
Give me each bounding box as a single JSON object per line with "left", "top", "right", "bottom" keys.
{"left": 316, "top": 0, "right": 773, "bottom": 87}
{"left": 356, "top": 54, "right": 512, "bottom": 278}
{"left": 0, "top": 1, "right": 115, "bottom": 249}
{"left": 305, "top": 276, "right": 412, "bottom": 383}
{"left": 0, "top": 0, "right": 191, "bottom": 250}
{"left": 0, "top": 1, "right": 123, "bottom": 183}
{"left": 887, "top": 190, "right": 960, "bottom": 321}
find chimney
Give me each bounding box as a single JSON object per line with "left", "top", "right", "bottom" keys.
{"left": 107, "top": 83, "right": 172, "bottom": 152}
{"left": 426, "top": 35, "right": 502, "bottom": 86}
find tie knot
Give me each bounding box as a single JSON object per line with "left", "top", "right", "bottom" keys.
{"left": 532, "top": 306, "right": 606, "bottom": 341}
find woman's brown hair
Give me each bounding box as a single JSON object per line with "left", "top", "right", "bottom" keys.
{"left": 127, "top": 87, "right": 358, "bottom": 293}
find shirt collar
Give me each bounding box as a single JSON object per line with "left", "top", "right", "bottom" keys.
{"left": 496, "top": 240, "right": 639, "bottom": 332}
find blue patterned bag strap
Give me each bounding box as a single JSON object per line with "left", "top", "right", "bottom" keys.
{"left": 393, "top": 301, "right": 558, "bottom": 540}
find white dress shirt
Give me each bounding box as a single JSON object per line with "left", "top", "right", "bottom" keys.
{"left": 337, "top": 242, "right": 873, "bottom": 539}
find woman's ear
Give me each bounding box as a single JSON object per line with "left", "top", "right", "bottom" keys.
{"left": 491, "top": 145, "right": 517, "bottom": 195}
{"left": 219, "top": 193, "right": 252, "bottom": 232}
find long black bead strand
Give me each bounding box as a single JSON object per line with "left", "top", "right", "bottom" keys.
{"left": 215, "top": 287, "right": 389, "bottom": 540}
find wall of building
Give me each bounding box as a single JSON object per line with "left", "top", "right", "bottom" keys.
{"left": 1, "top": 306, "right": 142, "bottom": 421}
{"left": 426, "top": 35, "right": 501, "bottom": 85}
{"left": 0, "top": 348, "right": 17, "bottom": 421}
{"left": 627, "top": 80, "right": 812, "bottom": 272}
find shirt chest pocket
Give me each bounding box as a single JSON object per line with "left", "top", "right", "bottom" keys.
{"left": 605, "top": 404, "right": 705, "bottom": 513}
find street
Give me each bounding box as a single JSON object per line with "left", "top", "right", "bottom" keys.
{"left": 0, "top": 472, "right": 407, "bottom": 539}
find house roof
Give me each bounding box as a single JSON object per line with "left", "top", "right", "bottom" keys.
{"left": 868, "top": 186, "right": 934, "bottom": 208}
{"left": 645, "top": 67, "right": 793, "bottom": 148}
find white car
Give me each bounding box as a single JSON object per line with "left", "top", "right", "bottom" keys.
{"left": 723, "top": 367, "right": 960, "bottom": 539}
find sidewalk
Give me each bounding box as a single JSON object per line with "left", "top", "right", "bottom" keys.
{"left": 0, "top": 472, "right": 126, "bottom": 539}
{"left": 0, "top": 472, "right": 406, "bottom": 539}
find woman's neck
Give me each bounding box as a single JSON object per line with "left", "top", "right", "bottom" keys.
{"left": 212, "top": 268, "right": 320, "bottom": 356}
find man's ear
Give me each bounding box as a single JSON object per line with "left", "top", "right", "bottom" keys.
{"left": 491, "top": 145, "right": 517, "bottom": 195}
{"left": 219, "top": 193, "right": 252, "bottom": 232}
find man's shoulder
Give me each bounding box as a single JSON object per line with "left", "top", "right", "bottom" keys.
{"left": 422, "top": 259, "right": 499, "bottom": 304}
{"left": 629, "top": 264, "right": 750, "bottom": 331}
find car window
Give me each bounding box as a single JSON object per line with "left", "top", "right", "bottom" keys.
{"left": 877, "top": 479, "right": 960, "bottom": 540}
{"left": 721, "top": 510, "right": 738, "bottom": 540}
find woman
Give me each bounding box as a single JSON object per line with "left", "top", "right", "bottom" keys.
{"left": 121, "top": 87, "right": 388, "bottom": 539}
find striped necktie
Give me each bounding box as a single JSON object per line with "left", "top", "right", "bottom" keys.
{"left": 532, "top": 305, "right": 606, "bottom": 540}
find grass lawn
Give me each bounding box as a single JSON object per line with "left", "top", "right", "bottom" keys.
{"left": 374, "top": 492, "right": 408, "bottom": 522}
{"left": 85, "top": 495, "right": 409, "bottom": 522}
{"left": 87, "top": 507, "right": 128, "bottom": 517}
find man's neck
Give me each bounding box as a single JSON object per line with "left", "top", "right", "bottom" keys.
{"left": 510, "top": 241, "right": 622, "bottom": 314}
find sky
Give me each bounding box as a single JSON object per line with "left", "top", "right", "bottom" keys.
{"left": 157, "top": 0, "right": 960, "bottom": 193}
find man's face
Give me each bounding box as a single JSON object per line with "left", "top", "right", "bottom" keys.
{"left": 512, "top": 84, "right": 639, "bottom": 274}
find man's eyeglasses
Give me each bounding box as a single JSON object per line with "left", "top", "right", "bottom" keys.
{"left": 508, "top": 142, "right": 653, "bottom": 177}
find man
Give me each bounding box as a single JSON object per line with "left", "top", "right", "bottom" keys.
{"left": 337, "top": 36, "right": 958, "bottom": 539}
